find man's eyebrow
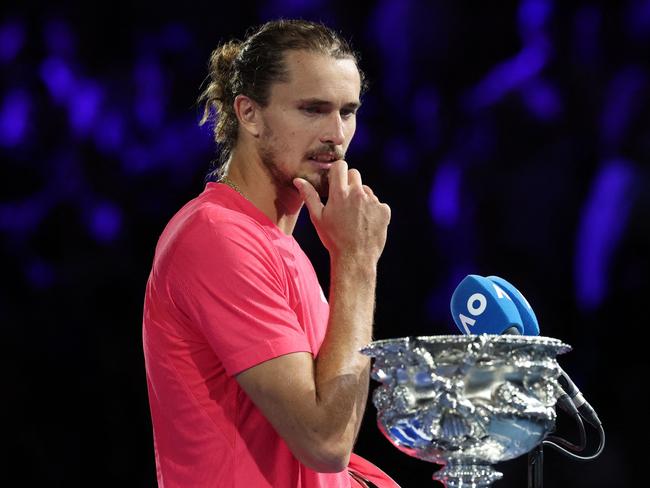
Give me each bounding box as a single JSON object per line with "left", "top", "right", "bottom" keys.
{"left": 297, "top": 98, "right": 362, "bottom": 109}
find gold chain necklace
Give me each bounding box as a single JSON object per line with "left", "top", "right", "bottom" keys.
{"left": 219, "top": 176, "right": 247, "bottom": 199}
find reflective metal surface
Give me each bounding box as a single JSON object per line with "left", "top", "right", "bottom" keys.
{"left": 361, "top": 334, "right": 571, "bottom": 487}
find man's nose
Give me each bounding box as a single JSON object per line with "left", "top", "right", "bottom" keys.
{"left": 319, "top": 112, "right": 345, "bottom": 146}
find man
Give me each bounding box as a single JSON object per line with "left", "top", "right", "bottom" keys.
{"left": 142, "top": 19, "right": 398, "bottom": 487}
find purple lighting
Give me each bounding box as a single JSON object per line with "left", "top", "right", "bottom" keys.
{"left": 520, "top": 79, "right": 562, "bottom": 121}
{"left": 384, "top": 138, "right": 414, "bottom": 174}
{"left": 466, "top": 40, "right": 549, "bottom": 110}
{"left": 89, "top": 202, "right": 122, "bottom": 244}
{"left": 0, "top": 198, "right": 45, "bottom": 234}
{"left": 371, "top": 0, "right": 413, "bottom": 103}
{"left": 0, "top": 19, "right": 25, "bottom": 63}
{"left": 429, "top": 161, "right": 461, "bottom": 227}
{"left": 625, "top": 0, "right": 650, "bottom": 39}
{"left": 40, "top": 57, "right": 76, "bottom": 104}
{"left": 94, "top": 111, "right": 125, "bottom": 153}
{"left": 575, "top": 160, "right": 636, "bottom": 310}
{"left": 122, "top": 144, "right": 154, "bottom": 174}
{"left": 412, "top": 88, "right": 440, "bottom": 149}
{"left": 134, "top": 58, "right": 164, "bottom": 129}
{"left": 68, "top": 80, "right": 104, "bottom": 135}
{"left": 518, "top": 0, "right": 553, "bottom": 39}
{"left": 600, "top": 67, "right": 646, "bottom": 149}
{"left": 0, "top": 89, "right": 30, "bottom": 147}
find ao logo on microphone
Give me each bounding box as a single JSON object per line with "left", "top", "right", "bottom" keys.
{"left": 450, "top": 275, "right": 526, "bottom": 335}
{"left": 460, "top": 284, "right": 512, "bottom": 330}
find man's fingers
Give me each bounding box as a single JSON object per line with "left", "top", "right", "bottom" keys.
{"left": 348, "top": 168, "right": 362, "bottom": 188}
{"left": 381, "top": 202, "right": 391, "bottom": 222}
{"left": 293, "top": 178, "right": 323, "bottom": 220}
{"left": 362, "top": 184, "right": 376, "bottom": 198}
{"left": 328, "top": 160, "right": 348, "bottom": 196}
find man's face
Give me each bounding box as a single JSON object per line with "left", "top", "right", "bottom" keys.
{"left": 256, "top": 50, "right": 361, "bottom": 196}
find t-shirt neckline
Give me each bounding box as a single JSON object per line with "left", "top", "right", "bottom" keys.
{"left": 205, "top": 182, "right": 296, "bottom": 243}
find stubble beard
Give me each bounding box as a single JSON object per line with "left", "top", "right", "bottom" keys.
{"left": 259, "top": 130, "right": 330, "bottom": 198}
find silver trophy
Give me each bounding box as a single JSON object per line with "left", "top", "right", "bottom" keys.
{"left": 361, "top": 334, "right": 571, "bottom": 487}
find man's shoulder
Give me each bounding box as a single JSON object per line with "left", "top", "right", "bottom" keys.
{"left": 190, "top": 199, "right": 266, "bottom": 233}
{"left": 165, "top": 193, "right": 272, "bottom": 246}
{"left": 157, "top": 199, "right": 286, "bottom": 277}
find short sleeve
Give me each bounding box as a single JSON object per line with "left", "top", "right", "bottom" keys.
{"left": 169, "top": 209, "right": 312, "bottom": 376}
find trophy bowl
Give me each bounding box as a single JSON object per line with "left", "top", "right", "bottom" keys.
{"left": 361, "top": 334, "right": 571, "bottom": 487}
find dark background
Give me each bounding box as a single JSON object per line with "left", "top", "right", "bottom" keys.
{"left": 2, "top": 0, "right": 648, "bottom": 486}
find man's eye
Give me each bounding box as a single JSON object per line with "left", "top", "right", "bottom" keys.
{"left": 303, "top": 106, "right": 320, "bottom": 114}
{"left": 341, "top": 110, "right": 356, "bottom": 118}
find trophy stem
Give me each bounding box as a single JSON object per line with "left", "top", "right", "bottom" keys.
{"left": 432, "top": 461, "right": 503, "bottom": 488}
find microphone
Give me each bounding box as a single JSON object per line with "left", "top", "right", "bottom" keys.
{"left": 486, "top": 275, "right": 540, "bottom": 336}
{"left": 450, "top": 274, "right": 524, "bottom": 335}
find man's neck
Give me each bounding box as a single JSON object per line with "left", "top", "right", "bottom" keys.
{"left": 225, "top": 148, "right": 304, "bottom": 236}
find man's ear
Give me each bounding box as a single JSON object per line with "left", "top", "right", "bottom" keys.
{"left": 233, "top": 94, "right": 261, "bottom": 137}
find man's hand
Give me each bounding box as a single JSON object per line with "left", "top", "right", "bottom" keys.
{"left": 293, "top": 161, "right": 391, "bottom": 264}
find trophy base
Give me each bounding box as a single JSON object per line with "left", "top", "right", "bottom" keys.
{"left": 432, "top": 462, "right": 503, "bottom": 487}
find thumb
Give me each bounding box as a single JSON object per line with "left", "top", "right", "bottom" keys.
{"left": 293, "top": 178, "right": 323, "bottom": 221}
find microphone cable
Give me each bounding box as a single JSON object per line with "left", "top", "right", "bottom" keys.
{"left": 543, "top": 419, "right": 605, "bottom": 461}
{"left": 542, "top": 369, "right": 606, "bottom": 461}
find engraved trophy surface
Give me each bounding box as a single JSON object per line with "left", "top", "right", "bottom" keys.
{"left": 361, "top": 334, "right": 571, "bottom": 487}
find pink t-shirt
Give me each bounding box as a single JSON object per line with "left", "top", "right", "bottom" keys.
{"left": 142, "top": 182, "right": 398, "bottom": 488}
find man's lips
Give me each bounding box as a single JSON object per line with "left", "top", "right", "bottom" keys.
{"left": 307, "top": 152, "right": 341, "bottom": 169}
{"left": 308, "top": 160, "right": 335, "bottom": 169}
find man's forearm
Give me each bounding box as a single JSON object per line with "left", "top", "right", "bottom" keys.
{"left": 313, "top": 255, "right": 377, "bottom": 454}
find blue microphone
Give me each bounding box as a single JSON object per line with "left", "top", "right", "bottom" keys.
{"left": 486, "top": 275, "right": 540, "bottom": 336}
{"left": 450, "top": 274, "right": 523, "bottom": 335}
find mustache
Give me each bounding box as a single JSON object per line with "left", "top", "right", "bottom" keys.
{"left": 305, "top": 145, "right": 345, "bottom": 160}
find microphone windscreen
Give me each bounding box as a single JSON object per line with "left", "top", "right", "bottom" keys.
{"left": 486, "top": 275, "right": 540, "bottom": 336}
{"left": 450, "top": 274, "right": 524, "bottom": 335}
